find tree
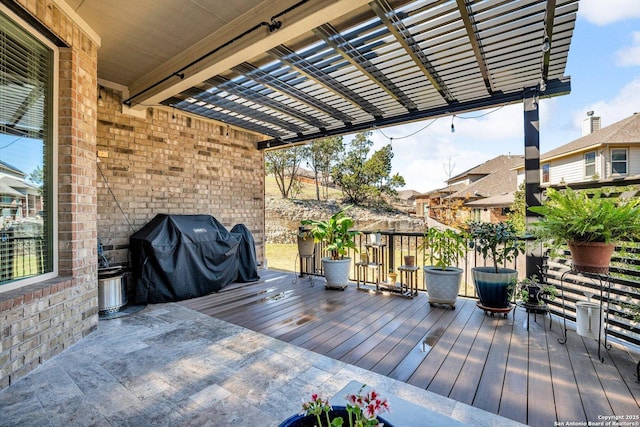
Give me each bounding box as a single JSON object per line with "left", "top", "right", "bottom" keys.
{"left": 302, "top": 136, "right": 343, "bottom": 200}
{"left": 507, "top": 182, "right": 526, "bottom": 233}
{"left": 331, "top": 131, "right": 405, "bottom": 206}
{"left": 27, "top": 165, "right": 44, "bottom": 195}
{"left": 265, "top": 146, "right": 304, "bottom": 198}
{"left": 28, "top": 165, "right": 43, "bottom": 186}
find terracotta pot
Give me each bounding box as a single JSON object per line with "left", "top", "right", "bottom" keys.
{"left": 403, "top": 255, "right": 415, "bottom": 266}
{"left": 568, "top": 241, "right": 615, "bottom": 273}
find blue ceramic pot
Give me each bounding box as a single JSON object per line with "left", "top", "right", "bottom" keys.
{"left": 278, "top": 406, "right": 393, "bottom": 427}
{"left": 471, "top": 266, "right": 517, "bottom": 308}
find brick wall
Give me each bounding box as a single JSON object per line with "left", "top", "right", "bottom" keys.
{"left": 0, "top": 0, "right": 99, "bottom": 390}
{"left": 96, "top": 88, "right": 266, "bottom": 267}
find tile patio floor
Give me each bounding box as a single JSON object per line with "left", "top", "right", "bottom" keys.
{"left": 0, "top": 303, "right": 525, "bottom": 426}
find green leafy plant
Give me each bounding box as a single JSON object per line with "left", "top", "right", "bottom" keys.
{"left": 419, "top": 227, "right": 467, "bottom": 270}
{"left": 300, "top": 385, "right": 391, "bottom": 427}
{"left": 468, "top": 221, "right": 525, "bottom": 273}
{"left": 528, "top": 187, "right": 640, "bottom": 244}
{"left": 301, "top": 207, "right": 360, "bottom": 260}
{"left": 513, "top": 276, "right": 557, "bottom": 305}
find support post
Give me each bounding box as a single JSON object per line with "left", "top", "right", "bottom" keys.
{"left": 524, "top": 91, "right": 543, "bottom": 280}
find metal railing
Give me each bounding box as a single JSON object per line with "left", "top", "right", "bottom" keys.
{"left": 299, "top": 230, "right": 523, "bottom": 299}
{"left": 0, "top": 235, "right": 45, "bottom": 284}
{"left": 300, "top": 225, "right": 639, "bottom": 348}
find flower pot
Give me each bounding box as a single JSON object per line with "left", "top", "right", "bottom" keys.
{"left": 388, "top": 272, "right": 397, "bottom": 283}
{"left": 423, "top": 266, "right": 463, "bottom": 309}
{"left": 568, "top": 241, "right": 615, "bottom": 274}
{"left": 322, "top": 257, "right": 351, "bottom": 290}
{"left": 360, "top": 253, "right": 369, "bottom": 264}
{"left": 471, "top": 267, "right": 517, "bottom": 309}
{"left": 403, "top": 255, "right": 415, "bottom": 266}
{"left": 370, "top": 232, "right": 382, "bottom": 245}
{"left": 279, "top": 406, "right": 394, "bottom": 427}
{"left": 297, "top": 235, "right": 315, "bottom": 258}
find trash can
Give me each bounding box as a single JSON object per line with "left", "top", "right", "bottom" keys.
{"left": 575, "top": 301, "right": 604, "bottom": 340}
{"left": 98, "top": 267, "right": 128, "bottom": 314}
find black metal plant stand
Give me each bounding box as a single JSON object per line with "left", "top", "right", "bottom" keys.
{"left": 557, "top": 267, "right": 612, "bottom": 363}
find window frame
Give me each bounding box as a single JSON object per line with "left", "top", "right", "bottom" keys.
{"left": 610, "top": 147, "right": 628, "bottom": 176}
{"left": 584, "top": 151, "right": 596, "bottom": 178}
{"left": 0, "top": 5, "right": 58, "bottom": 293}
{"left": 541, "top": 163, "right": 550, "bottom": 183}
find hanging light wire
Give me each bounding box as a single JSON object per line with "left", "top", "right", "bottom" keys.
{"left": 374, "top": 104, "right": 507, "bottom": 143}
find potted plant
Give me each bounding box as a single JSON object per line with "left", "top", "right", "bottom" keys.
{"left": 297, "top": 225, "right": 315, "bottom": 258}
{"left": 419, "top": 226, "right": 467, "bottom": 309}
{"left": 468, "top": 221, "right": 525, "bottom": 313}
{"left": 513, "top": 275, "right": 557, "bottom": 314}
{"left": 301, "top": 207, "right": 360, "bottom": 290}
{"left": 280, "top": 385, "right": 392, "bottom": 427}
{"left": 528, "top": 187, "right": 640, "bottom": 273}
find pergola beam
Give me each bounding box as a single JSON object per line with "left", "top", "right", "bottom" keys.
{"left": 313, "top": 23, "right": 418, "bottom": 112}
{"left": 259, "top": 76, "right": 570, "bottom": 149}
{"left": 457, "top": 0, "right": 495, "bottom": 94}
{"left": 268, "top": 45, "right": 384, "bottom": 119}
{"left": 370, "top": 0, "right": 455, "bottom": 104}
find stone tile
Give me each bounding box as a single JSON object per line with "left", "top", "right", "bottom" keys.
{"left": 0, "top": 302, "right": 523, "bottom": 427}
{"left": 0, "top": 395, "right": 48, "bottom": 427}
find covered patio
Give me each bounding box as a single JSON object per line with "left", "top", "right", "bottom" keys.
{"left": 5, "top": 0, "right": 629, "bottom": 426}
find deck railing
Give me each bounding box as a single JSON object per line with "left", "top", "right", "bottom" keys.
{"left": 299, "top": 230, "right": 523, "bottom": 299}
{"left": 535, "top": 180, "right": 640, "bottom": 347}
{"left": 0, "top": 235, "right": 45, "bottom": 283}
{"left": 300, "top": 224, "right": 639, "bottom": 348}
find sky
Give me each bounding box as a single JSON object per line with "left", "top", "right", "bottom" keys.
{"left": 356, "top": 0, "right": 640, "bottom": 194}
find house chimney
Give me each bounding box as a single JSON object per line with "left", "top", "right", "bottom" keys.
{"left": 582, "top": 111, "right": 601, "bottom": 136}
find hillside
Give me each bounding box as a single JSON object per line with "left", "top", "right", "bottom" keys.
{"left": 265, "top": 176, "right": 424, "bottom": 243}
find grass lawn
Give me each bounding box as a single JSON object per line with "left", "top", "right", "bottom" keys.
{"left": 265, "top": 243, "right": 299, "bottom": 272}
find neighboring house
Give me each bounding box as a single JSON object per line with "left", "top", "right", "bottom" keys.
{"left": 414, "top": 154, "right": 523, "bottom": 224}
{"left": 515, "top": 112, "right": 640, "bottom": 186}
{"left": 0, "top": 160, "right": 41, "bottom": 226}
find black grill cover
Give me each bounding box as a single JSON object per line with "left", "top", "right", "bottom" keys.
{"left": 130, "top": 214, "right": 241, "bottom": 303}
{"left": 231, "top": 223, "right": 260, "bottom": 283}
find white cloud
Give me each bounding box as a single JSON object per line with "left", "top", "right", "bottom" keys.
{"left": 572, "top": 76, "right": 640, "bottom": 128}
{"left": 579, "top": 0, "right": 640, "bottom": 25}
{"left": 615, "top": 31, "right": 640, "bottom": 66}
{"left": 372, "top": 106, "right": 525, "bottom": 193}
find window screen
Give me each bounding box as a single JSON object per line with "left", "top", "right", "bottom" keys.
{"left": 0, "top": 10, "right": 54, "bottom": 285}
{"left": 611, "top": 148, "right": 627, "bottom": 175}
{"left": 584, "top": 151, "right": 596, "bottom": 178}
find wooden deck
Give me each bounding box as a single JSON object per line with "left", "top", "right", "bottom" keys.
{"left": 179, "top": 269, "right": 640, "bottom": 426}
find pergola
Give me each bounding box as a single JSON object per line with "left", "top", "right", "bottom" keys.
{"left": 5, "top": 0, "right": 581, "bottom": 275}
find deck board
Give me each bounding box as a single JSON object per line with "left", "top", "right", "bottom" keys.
{"left": 179, "top": 269, "right": 640, "bottom": 427}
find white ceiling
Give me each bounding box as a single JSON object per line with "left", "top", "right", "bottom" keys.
{"left": 65, "top": 0, "right": 270, "bottom": 86}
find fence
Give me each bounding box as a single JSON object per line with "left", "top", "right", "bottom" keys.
{"left": 0, "top": 235, "right": 45, "bottom": 283}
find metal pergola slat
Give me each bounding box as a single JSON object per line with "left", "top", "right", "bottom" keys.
{"left": 163, "top": 0, "right": 577, "bottom": 148}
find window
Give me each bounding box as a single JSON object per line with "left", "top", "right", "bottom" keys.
{"left": 542, "top": 163, "right": 550, "bottom": 183}
{"left": 584, "top": 151, "right": 596, "bottom": 178}
{"left": 611, "top": 148, "right": 628, "bottom": 175}
{"left": 0, "top": 8, "right": 56, "bottom": 289}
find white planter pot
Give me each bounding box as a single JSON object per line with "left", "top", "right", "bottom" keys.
{"left": 423, "top": 266, "right": 463, "bottom": 309}
{"left": 322, "top": 257, "right": 351, "bottom": 290}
